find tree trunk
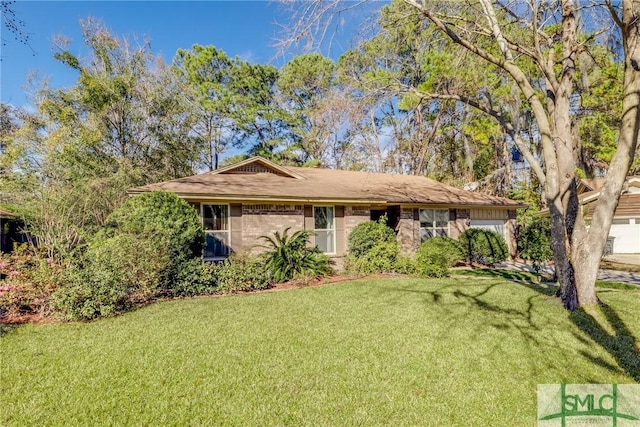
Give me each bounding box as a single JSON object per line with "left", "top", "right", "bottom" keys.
{"left": 401, "top": 0, "right": 638, "bottom": 309}
{"left": 571, "top": 0, "right": 640, "bottom": 305}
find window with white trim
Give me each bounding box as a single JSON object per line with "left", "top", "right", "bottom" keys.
{"left": 314, "top": 206, "right": 335, "bottom": 254}
{"left": 203, "top": 204, "right": 230, "bottom": 258}
{"left": 419, "top": 209, "right": 449, "bottom": 241}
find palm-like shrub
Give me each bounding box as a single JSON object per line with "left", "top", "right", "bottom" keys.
{"left": 261, "top": 228, "right": 331, "bottom": 283}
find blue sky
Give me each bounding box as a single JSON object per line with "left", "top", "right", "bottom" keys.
{"left": 1, "top": 1, "right": 371, "bottom": 106}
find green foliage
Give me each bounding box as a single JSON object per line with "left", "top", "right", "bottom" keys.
{"left": 51, "top": 233, "right": 170, "bottom": 321}
{"left": 261, "top": 228, "right": 331, "bottom": 283}
{"left": 459, "top": 228, "right": 508, "bottom": 266}
{"left": 50, "top": 266, "right": 130, "bottom": 321}
{"left": 518, "top": 217, "right": 553, "bottom": 273}
{"left": 346, "top": 240, "right": 400, "bottom": 275}
{"left": 347, "top": 217, "right": 396, "bottom": 258}
{"left": 107, "top": 191, "right": 204, "bottom": 264}
{"left": 415, "top": 237, "right": 465, "bottom": 278}
{"left": 51, "top": 191, "right": 204, "bottom": 320}
{"left": 215, "top": 253, "right": 271, "bottom": 292}
{"left": 173, "top": 259, "right": 219, "bottom": 297}
{"left": 278, "top": 53, "right": 335, "bottom": 105}
{"left": 394, "top": 255, "right": 418, "bottom": 275}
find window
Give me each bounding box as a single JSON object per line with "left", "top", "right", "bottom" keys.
{"left": 419, "top": 209, "right": 449, "bottom": 241}
{"left": 202, "top": 204, "right": 230, "bottom": 258}
{"left": 314, "top": 206, "right": 335, "bottom": 253}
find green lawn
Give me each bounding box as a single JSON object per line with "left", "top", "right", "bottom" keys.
{"left": 2, "top": 275, "right": 639, "bottom": 426}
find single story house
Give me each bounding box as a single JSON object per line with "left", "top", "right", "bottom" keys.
{"left": 579, "top": 176, "right": 640, "bottom": 254}
{"left": 129, "top": 157, "right": 526, "bottom": 260}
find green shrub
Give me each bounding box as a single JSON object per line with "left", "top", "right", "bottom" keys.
{"left": 50, "top": 266, "right": 130, "bottom": 321}
{"left": 173, "top": 259, "right": 219, "bottom": 297}
{"left": 51, "top": 191, "right": 205, "bottom": 320}
{"left": 216, "top": 253, "right": 271, "bottom": 292}
{"left": 106, "top": 191, "right": 204, "bottom": 265}
{"left": 414, "top": 237, "right": 465, "bottom": 278}
{"left": 347, "top": 217, "right": 396, "bottom": 257}
{"left": 518, "top": 217, "right": 553, "bottom": 273}
{"left": 394, "top": 255, "right": 417, "bottom": 275}
{"left": 51, "top": 234, "right": 170, "bottom": 321}
{"left": 89, "top": 234, "right": 171, "bottom": 299}
{"left": 261, "top": 228, "right": 331, "bottom": 283}
{"left": 346, "top": 240, "right": 400, "bottom": 275}
{"left": 459, "top": 228, "right": 509, "bottom": 266}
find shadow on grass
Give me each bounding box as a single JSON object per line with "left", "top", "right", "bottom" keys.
{"left": 0, "top": 322, "right": 21, "bottom": 337}
{"left": 389, "top": 269, "right": 640, "bottom": 382}
{"left": 570, "top": 304, "right": 640, "bottom": 382}
{"left": 485, "top": 269, "right": 640, "bottom": 382}
{"left": 379, "top": 279, "right": 547, "bottom": 354}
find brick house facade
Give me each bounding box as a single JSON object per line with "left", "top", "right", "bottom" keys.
{"left": 130, "top": 157, "right": 524, "bottom": 260}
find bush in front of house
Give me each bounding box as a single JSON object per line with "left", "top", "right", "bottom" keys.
{"left": 50, "top": 265, "right": 129, "bottom": 321}
{"left": 106, "top": 191, "right": 204, "bottom": 267}
{"left": 51, "top": 191, "right": 205, "bottom": 320}
{"left": 394, "top": 255, "right": 418, "bottom": 275}
{"left": 415, "top": 237, "right": 465, "bottom": 278}
{"left": 345, "top": 217, "right": 401, "bottom": 274}
{"left": 347, "top": 217, "right": 396, "bottom": 258}
{"left": 51, "top": 233, "right": 171, "bottom": 320}
{"left": 173, "top": 258, "right": 219, "bottom": 297}
{"left": 459, "top": 228, "right": 508, "bottom": 266}
{"left": 216, "top": 253, "right": 272, "bottom": 291}
{"left": 261, "top": 228, "right": 331, "bottom": 284}
{"left": 346, "top": 240, "right": 401, "bottom": 275}
{"left": 518, "top": 217, "right": 553, "bottom": 273}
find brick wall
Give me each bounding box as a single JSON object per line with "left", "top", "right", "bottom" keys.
{"left": 451, "top": 209, "right": 470, "bottom": 239}
{"left": 397, "top": 208, "right": 418, "bottom": 253}
{"left": 240, "top": 204, "right": 305, "bottom": 253}
{"left": 345, "top": 206, "right": 371, "bottom": 241}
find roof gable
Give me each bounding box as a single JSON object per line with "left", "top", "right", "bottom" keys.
{"left": 209, "top": 157, "right": 305, "bottom": 179}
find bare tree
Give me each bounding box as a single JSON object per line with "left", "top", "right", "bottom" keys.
{"left": 0, "top": 1, "right": 35, "bottom": 54}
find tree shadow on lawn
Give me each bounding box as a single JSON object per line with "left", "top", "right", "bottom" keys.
{"left": 462, "top": 269, "right": 640, "bottom": 382}
{"left": 377, "top": 279, "right": 547, "bottom": 355}
{"left": 382, "top": 270, "right": 640, "bottom": 382}
{"left": 0, "top": 322, "right": 20, "bottom": 337}
{"left": 569, "top": 300, "right": 640, "bottom": 382}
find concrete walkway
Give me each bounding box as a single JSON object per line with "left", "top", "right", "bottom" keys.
{"left": 603, "top": 254, "right": 640, "bottom": 266}
{"left": 497, "top": 260, "right": 640, "bottom": 286}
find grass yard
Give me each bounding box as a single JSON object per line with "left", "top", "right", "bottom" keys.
{"left": 2, "top": 274, "right": 639, "bottom": 426}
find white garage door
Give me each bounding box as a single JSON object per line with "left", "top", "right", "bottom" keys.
{"left": 608, "top": 220, "right": 640, "bottom": 253}
{"left": 470, "top": 220, "right": 505, "bottom": 239}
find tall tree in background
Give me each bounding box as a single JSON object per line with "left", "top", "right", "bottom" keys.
{"left": 2, "top": 19, "right": 201, "bottom": 256}
{"left": 173, "top": 45, "right": 236, "bottom": 171}
{"left": 229, "top": 61, "right": 295, "bottom": 162}
{"left": 47, "top": 18, "right": 199, "bottom": 182}
{"left": 281, "top": 0, "right": 640, "bottom": 309}
{"left": 279, "top": 53, "right": 340, "bottom": 165}
{"left": 335, "top": 1, "right": 519, "bottom": 190}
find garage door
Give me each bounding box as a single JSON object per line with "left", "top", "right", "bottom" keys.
{"left": 469, "top": 220, "right": 505, "bottom": 239}
{"left": 608, "top": 219, "right": 640, "bottom": 253}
